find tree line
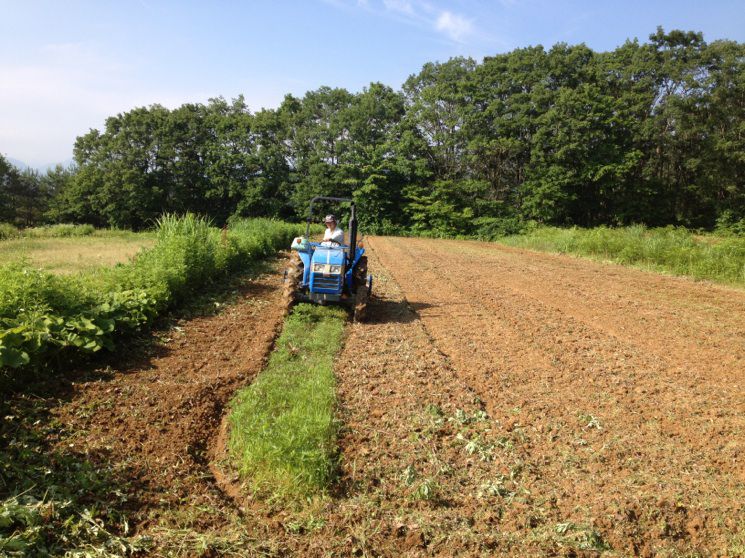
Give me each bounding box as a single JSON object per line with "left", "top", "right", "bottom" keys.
{"left": 2, "top": 28, "right": 743, "bottom": 236}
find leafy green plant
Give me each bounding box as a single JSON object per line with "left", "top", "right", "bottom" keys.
{"left": 715, "top": 210, "right": 745, "bottom": 236}
{"left": 401, "top": 464, "right": 418, "bottom": 486}
{"left": 578, "top": 413, "right": 602, "bottom": 430}
{"left": 479, "top": 476, "right": 517, "bottom": 499}
{"left": 412, "top": 478, "right": 438, "bottom": 501}
{"left": 553, "top": 522, "right": 611, "bottom": 551}
{"left": 456, "top": 433, "right": 495, "bottom": 462}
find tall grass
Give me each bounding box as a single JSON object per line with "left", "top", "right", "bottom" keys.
{"left": 228, "top": 304, "right": 346, "bottom": 502}
{"left": 22, "top": 223, "right": 96, "bottom": 238}
{"left": 0, "top": 223, "right": 19, "bottom": 240}
{"left": 0, "top": 223, "right": 146, "bottom": 241}
{"left": 500, "top": 225, "right": 745, "bottom": 286}
{"left": 0, "top": 215, "right": 302, "bottom": 374}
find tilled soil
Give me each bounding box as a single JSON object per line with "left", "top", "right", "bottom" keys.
{"left": 43, "top": 240, "right": 745, "bottom": 556}
{"left": 50, "top": 261, "right": 289, "bottom": 537}
{"left": 364, "top": 236, "right": 745, "bottom": 556}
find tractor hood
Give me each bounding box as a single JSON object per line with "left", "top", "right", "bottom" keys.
{"left": 311, "top": 246, "right": 345, "bottom": 266}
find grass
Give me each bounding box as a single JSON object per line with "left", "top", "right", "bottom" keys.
{"left": 0, "top": 223, "right": 19, "bottom": 240}
{"left": 228, "top": 303, "right": 346, "bottom": 502}
{"left": 0, "top": 233, "right": 154, "bottom": 274}
{"left": 0, "top": 222, "right": 107, "bottom": 241}
{"left": 22, "top": 223, "right": 96, "bottom": 238}
{"left": 499, "top": 225, "right": 745, "bottom": 286}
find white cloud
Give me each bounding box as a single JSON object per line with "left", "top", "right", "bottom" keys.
{"left": 383, "top": 0, "right": 415, "bottom": 15}
{"left": 435, "top": 11, "right": 473, "bottom": 42}
{"left": 377, "top": 1, "right": 477, "bottom": 43}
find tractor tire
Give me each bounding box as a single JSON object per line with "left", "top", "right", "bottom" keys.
{"left": 283, "top": 252, "right": 302, "bottom": 315}
{"left": 355, "top": 255, "right": 368, "bottom": 280}
{"left": 353, "top": 285, "right": 368, "bottom": 322}
{"left": 353, "top": 256, "right": 369, "bottom": 322}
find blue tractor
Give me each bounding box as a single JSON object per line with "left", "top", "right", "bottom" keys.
{"left": 283, "top": 196, "right": 372, "bottom": 320}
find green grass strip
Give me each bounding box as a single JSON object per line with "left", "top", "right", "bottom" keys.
{"left": 500, "top": 225, "right": 745, "bottom": 286}
{"left": 228, "top": 303, "right": 346, "bottom": 502}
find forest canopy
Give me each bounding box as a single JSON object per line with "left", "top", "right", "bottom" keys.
{"left": 2, "top": 28, "right": 744, "bottom": 236}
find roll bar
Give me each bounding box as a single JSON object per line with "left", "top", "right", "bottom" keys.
{"left": 306, "top": 196, "right": 357, "bottom": 250}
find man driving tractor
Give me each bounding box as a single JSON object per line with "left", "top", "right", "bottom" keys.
{"left": 322, "top": 214, "right": 344, "bottom": 245}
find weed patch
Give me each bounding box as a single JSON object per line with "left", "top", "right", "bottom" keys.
{"left": 22, "top": 223, "right": 96, "bottom": 238}
{"left": 0, "top": 223, "right": 19, "bottom": 240}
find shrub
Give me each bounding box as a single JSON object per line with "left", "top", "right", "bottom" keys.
{"left": 473, "top": 216, "right": 528, "bottom": 240}
{"left": 716, "top": 210, "right": 745, "bottom": 236}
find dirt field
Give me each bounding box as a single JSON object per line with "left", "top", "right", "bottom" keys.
{"left": 41, "top": 238, "right": 745, "bottom": 556}
{"left": 360, "top": 236, "right": 745, "bottom": 556}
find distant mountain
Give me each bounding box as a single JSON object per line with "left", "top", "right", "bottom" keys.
{"left": 38, "top": 158, "right": 75, "bottom": 172}
{"left": 2, "top": 156, "right": 75, "bottom": 172}
{"left": 6, "top": 157, "right": 29, "bottom": 171}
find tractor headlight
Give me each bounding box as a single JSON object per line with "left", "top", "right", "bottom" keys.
{"left": 313, "top": 263, "right": 324, "bottom": 272}
{"left": 329, "top": 265, "right": 342, "bottom": 274}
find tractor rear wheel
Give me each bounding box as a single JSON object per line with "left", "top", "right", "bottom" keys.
{"left": 353, "top": 256, "right": 369, "bottom": 322}
{"left": 283, "top": 252, "right": 302, "bottom": 315}
{"left": 353, "top": 286, "right": 368, "bottom": 322}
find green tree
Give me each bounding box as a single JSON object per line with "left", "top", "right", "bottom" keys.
{"left": 54, "top": 29, "right": 744, "bottom": 234}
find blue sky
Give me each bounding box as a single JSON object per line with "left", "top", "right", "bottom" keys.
{"left": 1, "top": 0, "right": 744, "bottom": 166}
